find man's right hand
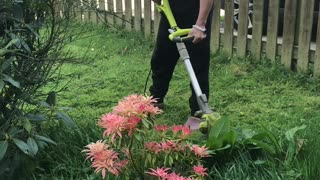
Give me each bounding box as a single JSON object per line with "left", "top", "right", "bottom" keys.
{"left": 152, "top": 0, "right": 161, "bottom": 5}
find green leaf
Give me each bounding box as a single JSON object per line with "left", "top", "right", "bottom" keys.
{"left": 2, "top": 74, "right": 20, "bottom": 88}
{"left": 39, "top": 101, "right": 51, "bottom": 108}
{"left": 24, "top": 119, "right": 32, "bottom": 133}
{"left": 0, "top": 141, "right": 8, "bottom": 160}
{"left": 254, "top": 160, "right": 266, "bottom": 165}
{"left": 246, "top": 139, "right": 276, "bottom": 155}
{"left": 1, "top": 57, "right": 15, "bottom": 72}
{"left": 206, "top": 135, "right": 223, "bottom": 150}
{"left": 168, "top": 156, "right": 174, "bottom": 165}
{"left": 34, "top": 135, "right": 57, "bottom": 145}
{"left": 4, "top": 39, "right": 19, "bottom": 49}
{"left": 26, "top": 113, "right": 46, "bottom": 121}
{"left": 208, "top": 115, "right": 230, "bottom": 139}
{"left": 285, "top": 125, "right": 307, "bottom": 142}
{"left": 46, "top": 91, "right": 56, "bottom": 107}
{"left": 222, "top": 130, "right": 237, "bottom": 146}
{"left": 27, "top": 137, "right": 38, "bottom": 156}
{"left": 0, "top": 80, "right": 4, "bottom": 90}
{"left": 242, "top": 128, "right": 256, "bottom": 139}
{"left": 141, "top": 119, "right": 150, "bottom": 129}
{"left": 214, "top": 144, "right": 231, "bottom": 151}
{"left": 56, "top": 112, "right": 77, "bottom": 128}
{"left": 12, "top": 138, "right": 30, "bottom": 155}
{"left": 8, "top": 127, "right": 23, "bottom": 137}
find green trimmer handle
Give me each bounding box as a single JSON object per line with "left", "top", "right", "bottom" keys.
{"left": 155, "top": 0, "right": 193, "bottom": 42}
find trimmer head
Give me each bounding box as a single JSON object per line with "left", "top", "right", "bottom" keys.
{"left": 185, "top": 116, "right": 202, "bottom": 130}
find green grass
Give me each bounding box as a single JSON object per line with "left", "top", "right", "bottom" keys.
{"left": 33, "top": 24, "right": 320, "bottom": 179}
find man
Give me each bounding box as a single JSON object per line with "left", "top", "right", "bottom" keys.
{"left": 150, "top": 0, "right": 214, "bottom": 116}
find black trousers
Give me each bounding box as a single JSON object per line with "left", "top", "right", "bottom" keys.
{"left": 149, "top": 0, "right": 212, "bottom": 115}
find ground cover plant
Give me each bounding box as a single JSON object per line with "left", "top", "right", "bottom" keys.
{"left": 31, "top": 24, "right": 320, "bottom": 179}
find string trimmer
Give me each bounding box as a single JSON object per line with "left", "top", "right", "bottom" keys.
{"left": 155, "top": 0, "right": 220, "bottom": 132}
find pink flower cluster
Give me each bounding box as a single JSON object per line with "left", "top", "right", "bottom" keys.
{"left": 99, "top": 94, "right": 162, "bottom": 143}
{"left": 154, "top": 124, "right": 192, "bottom": 139}
{"left": 145, "top": 141, "right": 210, "bottom": 158}
{"left": 145, "top": 166, "right": 208, "bottom": 179}
{"left": 145, "top": 140, "right": 185, "bottom": 153}
{"left": 113, "top": 94, "right": 162, "bottom": 118}
{"left": 82, "top": 140, "right": 127, "bottom": 178}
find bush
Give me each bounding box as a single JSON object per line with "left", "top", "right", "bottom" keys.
{"left": 0, "top": 0, "right": 79, "bottom": 178}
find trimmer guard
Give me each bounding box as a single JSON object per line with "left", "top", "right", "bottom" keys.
{"left": 185, "top": 117, "right": 202, "bottom": 131}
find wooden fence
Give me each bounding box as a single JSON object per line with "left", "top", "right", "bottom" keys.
{"left": 61, "top": 0, "right": 320, "bottom": 77}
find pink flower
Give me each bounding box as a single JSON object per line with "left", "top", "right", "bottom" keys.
{"left": 82, "top": 141, "right": 127, "bottom": 178}
{"left": 145, "top": 167, "right": 170, "bottom": 178}
{"left": 166, "top": 172, "right": 194, "bottom": 180}
{"left": 160, "top": 140, "right": 176, "bottom": 151}
{"left": 99, "top": 113, "right": 127, "bottom": 142}
{"left": 82, "top": 140, "right": 109, "bottom": 161}
{"left": 193, "top": 165, "right": 208, "bottom": 177}
{"left": 154, "top": 124, "right": 169, "bottom": 132}
{"left": 145, "top": 141, "right": 162, "bottom": 153}
{"left": 124, "top": 117, "right": 141, "bottom": 136}
{"left": 171, "top": 125, "right": 192, "bottom": 139}
{"left": 190, "top": 145, "right": 211, "bottom": 158}
{"left": 113, "top": 94, "right": 162, "bottom": 118}
{"left": 180, "top": 126, "right": 192, "bottom": 139}
{"left": 171, "top": 125, "right": 183, "bottom": 134}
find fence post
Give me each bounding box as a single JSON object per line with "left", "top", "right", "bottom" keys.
{"left": 210, "top": 0, "right": 221, "bottom": 53}
{"left": 251, "top": 0, "right": 264, "bottom": 60}
{"left": 223, "top": 0, "right": 234, "bottom": 56}
{"left": 297, "top": 0, "right": 315, "bottom": 73}
{"left": 266, "top": 0, "right": 280, "bottom": 62}
{"left": 237, "top": 0, "right": 249, "bottom": 58}
{"left": 144, "top": 0, "right": 151, "bottom": 37}
{"left": 281, "top": 0, "right": 297, "bottom": 69}
{"left": 134, "top": 0, "right": 142, "bottom": 31}
{"left": 125, "top": 0, "right": 132, "bottom": 30}
{"left": 315, "top": 4, "right": 320, "bottom": 77}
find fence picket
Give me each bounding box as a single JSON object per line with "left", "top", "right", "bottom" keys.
{"left": 90, "top": 0, "right": 98, "bottom": 23}
{"left": 266, "top": 0, "right": 280, "bottom": 62}
{"left": 154, "top": 3, "right": 160, "bottom": 38}
{"left": 251, "top": 0, "right": 264, "bottom": 60}
{"left": 98, "top": 0, "right": 106, "bottom": 24}
{"left": 223, "top": 0, "right": 234, "bottom": 56}
{"left": 315, "top": 4, "right": 320, "bottom": 77}
{"left": 76, "top": 0, "right": 83, "bottom": 22}
{"left": 210, "top": 0, "right": 221, "bottom": 53}
{"left": 134, "top": 0, "right": 142, "bottom": 31}
{"left": 116, "top": 0, "right": 123, "bottom": 27}
{"left": 281, "top": 0, "right": 298, "bottom": 69}
{"left": 237, "top": 0, "right": 249, "bottom": 58}
{"left": 125, "top": 0, "right": 132, "bottom": 30}
{"left": 144, "top": 0, "right": 152, "bottom": 37}
{"left": 107, "top": 0, "right": 115, "bottom": 25}
{"left": 297, "top": 0, "right": 315, "bottom": 73}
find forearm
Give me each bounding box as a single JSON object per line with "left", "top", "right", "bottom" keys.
{"left": 195, "top": 0, "right": 214, "bottom": 27}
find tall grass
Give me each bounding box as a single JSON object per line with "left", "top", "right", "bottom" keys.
{"left": 33, "top": 24, "right": 320, "bottom": 179}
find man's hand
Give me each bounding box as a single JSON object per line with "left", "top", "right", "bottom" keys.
{"left": 189, "top": 26, "right": 207, "bottom": 44}
{"left": 152, "top": 0, "right": 161, "bottom": 5}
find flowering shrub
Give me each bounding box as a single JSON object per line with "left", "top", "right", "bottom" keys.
{"left": 82, "top": 94, "right": 212, "bottom": 179}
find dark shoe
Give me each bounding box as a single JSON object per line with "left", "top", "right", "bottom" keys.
{"left": 153, "top": 102, "right": 164, "bottom": 110}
